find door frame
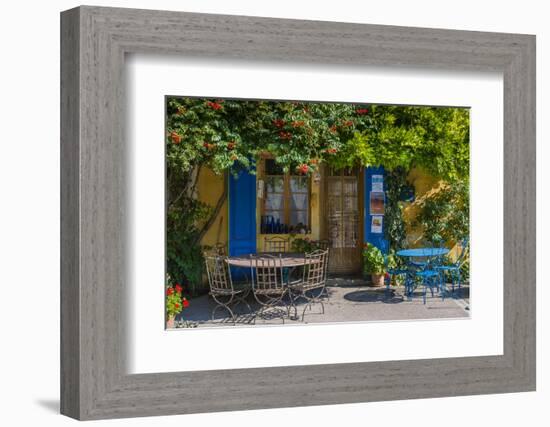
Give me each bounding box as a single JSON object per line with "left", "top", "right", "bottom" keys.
{"left": 322, "top": 165, "right": 364, "bottom": 274}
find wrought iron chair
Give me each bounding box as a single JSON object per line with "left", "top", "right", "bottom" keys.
{"left": 204, "top": 255, "right": 252, "bottom": 325}
{"left": 249, "top": 254, "right": 290, "bottom": 323}
{"left": 403, "top": 247, "right": 445, "bottom": 304}
{"left": 288, "top": 249, "right": 329, "bottom": 321}
{"left": 203, "top": 243, "right": 253, "bottom": 285}
{"left": 434, "top": 237, "right": 469, "bottom": 297}
{"left": 202, "top": 243, "right": 227, "bottom": 257}
{"left": 430, "top": 235, "right": 447, "bottom": 267}
{"left": 384, "top": 254, "right": 412, "bottom": 298}
{"left": 263, "top": 236, "right": 290, "bottom": 253}
{"left": 263, "top": 235, "right": 292, "bottom": 284}
{"left": 410, "top": 238, "right": 449, "bottom": 304}
{"left": 313, "top": 239, "right": 330, "bottom": 250}
{"left": 377, "top": 241, "right": 409, "bottom": 297}
{"left": 416, "top": 268, "right": 444, "bottom": 304}
{"left": 214, "top": 243, "right": 227, "bottom": 256}
{"left": 308, "top": 240, "right": 331, "bottom": 300}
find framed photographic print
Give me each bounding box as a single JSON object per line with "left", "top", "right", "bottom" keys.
{"left": 61, "top": 5, "right": 535, "bottom": 420}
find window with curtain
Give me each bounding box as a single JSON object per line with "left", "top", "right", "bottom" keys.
{"left": 262, "top": 159, "right": 310, "bottom": 234}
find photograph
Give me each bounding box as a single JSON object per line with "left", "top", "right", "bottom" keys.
{"left": 165, "top": 97, "right": 471, "bottom": 328}
{"left": 369, "top": 191, "right": 385, "bottom": 215}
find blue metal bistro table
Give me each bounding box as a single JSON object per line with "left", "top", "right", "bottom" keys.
{"left": 396, "top": 247, "right": 450, "bottom": 302}
{"left": 396, "top": 248, "right": 449, "bottom": 258}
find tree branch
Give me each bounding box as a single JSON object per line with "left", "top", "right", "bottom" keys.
{"left": 189, "top": 164, "right": 202, "bottom": 199}
{"left": 169, "top": 165, "right": 202, "bottom": 210}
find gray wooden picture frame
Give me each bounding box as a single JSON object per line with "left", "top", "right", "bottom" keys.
{"left": 60, "top": 5, "right": 536, "bottom": 421}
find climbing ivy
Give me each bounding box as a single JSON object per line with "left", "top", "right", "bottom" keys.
{"left": 414, "top": 179, "right": 470, "bottom": 245}
{"left": 334, "top": 106, "right": 470, "bottom": 182}
{"left": 383, "top": 167, "right": 410, "bottom": 251}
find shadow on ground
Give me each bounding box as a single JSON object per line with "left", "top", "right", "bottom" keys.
{"left": 343, "top": 288, "right": 405, "bottom": 304}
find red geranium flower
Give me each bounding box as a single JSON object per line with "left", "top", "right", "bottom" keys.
{"left": 183, "top": 299, "right": 190, "bottom": 308}
{"left": 329, "top": 125, "right": 338, "bottom": 134}
{"left": 206, "top": 101, "right": 223, "bottom": 110}
{"left": 296, "top": 164, "right": 309, "bottom": 174}
{"left": 174, "top": 302, "right": 180, "bottom": 309}
{"left": 325, "top": 148, "right": 338, "bottom": 154}
{"left": 175, "top": 284, "right": 183, "bottom": 293}
{"left": 356, "top": 108, "right": 369, "bottom": 115}
{"left": 272, "top": 119, "right": 285, "bottom": 128}
{"left": 291, "top": 120, "right": 305, "bottom": 128}
{"left": 227, "top": 141, "right": 236, "bottom": 150}
{"left": 343, "top": 120, "right": 354, "bottom": 127}
{"left": 166, "top": 288, "right": 174, "bottom": 296}
{"left": 279, "top": 131, "right": 292, "bottom": 140}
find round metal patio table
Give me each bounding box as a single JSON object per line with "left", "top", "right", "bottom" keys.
{"left": 226, "top": 253, "right": 315, "bottom": 322}
{"left": 396, "top": 247, "right": 450, "bottom": 298}
{"left": 226, "top": 252, "right": 312, "bottom": 268}
{"left": 396, "top": 248, "right": 449, "bottom": 258}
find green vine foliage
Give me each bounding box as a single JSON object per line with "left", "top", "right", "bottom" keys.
{"left": 337, "top": 106, "right": 470, "bottom": 182}
{"left": 165, "top": 196, "right": 211, "bottom": 296}
{"left": 383, "top": 167, "right": 409, "bottom": 251}
{"left": 415, "top": 179, "right": 470, "bottom": 245}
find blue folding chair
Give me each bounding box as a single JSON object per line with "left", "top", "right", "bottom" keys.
{"left": 434, "top": 237, "right": 469, "bottom": 297}
{"left": 415, "top": 237, "right": 451, "bottom": 304}
{"left": 384, "top": 254, "right": 411, "bottom": 298}
{"left": 379, "top": 241, "right": 411, "bottom": 298}
{"left": 415, "top": 268, "right": 444, "bottom": 304}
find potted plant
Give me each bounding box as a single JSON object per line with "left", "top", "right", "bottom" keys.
{"left": 166, "top": 283, "right": 189, "bottom": 328}
{"left": 291, "top": 237, "right": 316, "bottom": 253}
{"left": 362, "top": 242, "right": 386, "bottom": 286}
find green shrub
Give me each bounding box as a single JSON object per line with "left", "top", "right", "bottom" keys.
{"left": 362, "top": 243, "right": 385, "bottom": 274}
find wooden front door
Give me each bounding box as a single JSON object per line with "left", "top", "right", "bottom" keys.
{"left": 325, "top": 167, "right": 362, "bottom": 275}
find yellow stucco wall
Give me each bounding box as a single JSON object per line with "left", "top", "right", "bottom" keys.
{"left": 197, "top": 168, "right": 228, "bottom": 250}
{"left": 402, "top": 167, "right": 442, "bottom": 247}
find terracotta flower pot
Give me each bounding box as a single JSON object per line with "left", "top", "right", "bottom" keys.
{"left": 166, "top": 315, "right": 176, "bottom": 329}
{"left": 371, "top": 273, "right": 385, "bottom": 287}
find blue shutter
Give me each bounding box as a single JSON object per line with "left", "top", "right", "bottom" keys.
{"left": 228, "top": 169, "right": 257, "bottom": 257}
{"left": 364, "top": 166, "right": 389, "bottom": 253}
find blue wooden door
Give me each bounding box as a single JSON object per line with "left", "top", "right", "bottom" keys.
{"left": 364, "top": 166, "right": 389, "bottom": 253}
{"left": 228, "top": 169, "right": 257, "bottom": 257}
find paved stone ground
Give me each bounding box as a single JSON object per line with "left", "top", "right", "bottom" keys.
{"left": 173, "top": 277, "right": 470, "bottom": 329}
